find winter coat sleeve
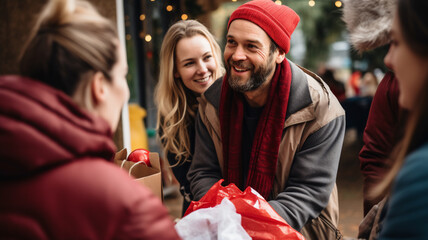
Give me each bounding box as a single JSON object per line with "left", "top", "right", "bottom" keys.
{"left": 158, "top": 124, "right": 194, "bottom": 191}
{"left": 167, "top": 149, "right": 193, "bottom": 214}
{"left": 269, "top": 115, "right": 345, "bottom": 231}
{"left": 116, "top": 190, "right": 181, "bottom": 240}
{"left": 114, "top": 176, "right": 181, "bottom": 240}
{"left": 187, "top": 111, "right": 223, "bottom": 201}
{"left": 359, "top": 72, "right": 401, "bottom": 215}
{"left": 158, "top": 125, "right": 193, "bottom": 214}
{"left": 378, "top": 144, "right": 428, "bottom": 240}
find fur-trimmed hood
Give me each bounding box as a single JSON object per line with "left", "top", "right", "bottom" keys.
{"left": 342, "top": 0, "right": 397, "bottom": 52}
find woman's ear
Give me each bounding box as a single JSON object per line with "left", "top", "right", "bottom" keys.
{"left": 91, "top": 71, "right": 108, "bottom": 105}
{"left": 275, "top": 49, "right": 286, "bottom": 64}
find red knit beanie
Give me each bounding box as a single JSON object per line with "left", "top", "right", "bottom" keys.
{"left": 228, "top": 0, "right": 300, "bottom": 54}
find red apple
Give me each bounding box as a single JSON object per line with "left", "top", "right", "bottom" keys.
{"left": 128, "top": 148, "right": 151, "bottom": 167}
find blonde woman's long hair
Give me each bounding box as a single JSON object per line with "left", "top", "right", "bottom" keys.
{"left": 155, "top": 20, "right": 224, "bottom": 165}
{"left": 19, "top": 0, "right": 118, "bottom": 110}
{"left": 373, "top": 0, "right": 428, "bottom": 198}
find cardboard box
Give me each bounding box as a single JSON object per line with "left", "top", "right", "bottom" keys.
{"left": 114, "top": 149, "right": 163, "bottom": 201}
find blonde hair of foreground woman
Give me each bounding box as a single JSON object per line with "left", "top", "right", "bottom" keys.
{"left": 20, "top": 0, "right": 119, "bottom": 113}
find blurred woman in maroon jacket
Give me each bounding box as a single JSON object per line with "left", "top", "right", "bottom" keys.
{"left": 0, "top": 0, "right": 180, "bottom": 239}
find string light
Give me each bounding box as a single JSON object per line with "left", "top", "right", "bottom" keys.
{"left": 232, "top": 0, "right": 237, "bottom": 2}
{"left": 166, "top": 5, "right": 173, "bottom": 11}
{"left": 126, "top": 34, "right": 131, "bottom": 41}
{"left": 309, "top": 0, "right": 315, "bottom": 7}
{"left": 275, "top": 0, "right": 281, "bottom": 5}
{"left": 335, "top": 0, "right": 342, "bottom": 8}
{"left": 139, "top": 14, "right": 145, "bottom": 21}
{"left": 145, "top": 34, "right": 152, "bottom": 42}
{"left": 181, "top": 14, "right": 188, "bottom": 20}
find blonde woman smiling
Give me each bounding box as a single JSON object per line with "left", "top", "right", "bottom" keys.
{"left": 154, "top": 20, "right": 224, "bottom": 215}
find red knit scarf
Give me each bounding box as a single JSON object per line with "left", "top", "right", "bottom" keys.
{"left": 220, "top": 60, "right": 291, "bottom": 199}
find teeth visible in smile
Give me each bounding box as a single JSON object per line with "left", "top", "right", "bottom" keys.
{"left": 195, "top": 76, "right": 210, "bottom": 83}
{"left": 233, "top": 66, "right": 248, "bottom": 72}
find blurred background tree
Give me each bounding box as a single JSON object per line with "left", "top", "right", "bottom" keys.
{"left": 287, "top": 0, "right": 345, "bottom": 71}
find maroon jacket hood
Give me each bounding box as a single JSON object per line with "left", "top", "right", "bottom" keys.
{"left": 0, "top": 75, "right": 116, "bottom": 179}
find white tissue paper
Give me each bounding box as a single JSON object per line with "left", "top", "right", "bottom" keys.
{"left": 175, "top": 198, "right": 251, "bottom": 240}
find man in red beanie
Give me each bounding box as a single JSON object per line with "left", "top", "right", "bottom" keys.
{"left": 188, "top": 0, "right": 345, "bottom": 239}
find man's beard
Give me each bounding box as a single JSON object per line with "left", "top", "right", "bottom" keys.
{"left": 226, "top": 54, "right": 276, "bottom": 93}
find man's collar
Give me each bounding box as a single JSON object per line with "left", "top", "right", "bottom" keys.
{"left": 286, "top": 60, "right": 312, "bottom": 118}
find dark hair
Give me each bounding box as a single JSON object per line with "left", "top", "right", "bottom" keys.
{"left": 375, "top": 0, "right": 428, "bottom": 197}
{"left": 270, "top": 39, "right": 279, "bottom": 55}
{"left": 397, "top": 0, "right": 428, "bottom": 153}
{"left": 398, "top": 0, "right": 428, "bottom": 57}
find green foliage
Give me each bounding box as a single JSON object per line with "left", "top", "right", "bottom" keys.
{"left": 125, "top": 40, "right": 139, "bottom": 103}
{"left": 287, "top": 1, "right": 345, "bottom": 71}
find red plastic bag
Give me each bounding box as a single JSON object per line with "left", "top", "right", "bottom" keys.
{"left": 185, "top": 180, "right": 305, "bottom": 240}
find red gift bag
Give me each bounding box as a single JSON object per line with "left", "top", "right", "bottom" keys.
{"left": 185, "top": 180, "right": 305, "bottom": 240}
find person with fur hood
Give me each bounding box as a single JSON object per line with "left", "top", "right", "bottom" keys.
{"left": 343, "top": 0, "right": 405, "bottom": 218}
